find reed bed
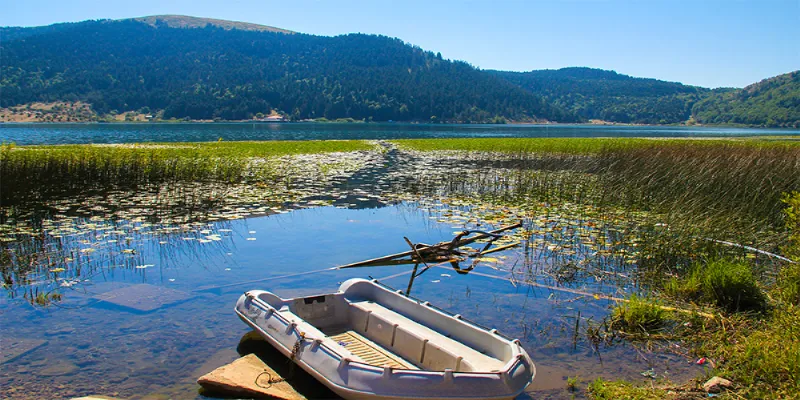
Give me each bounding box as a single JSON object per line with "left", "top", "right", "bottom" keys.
{"left": 395, "top": 138, "right": 800, "bottom": 236}
{"left": 0, "top": 141, "right": 372, "bottom": 206}
{"left": 395, "top": 138, "right": 800, "bottom": 398}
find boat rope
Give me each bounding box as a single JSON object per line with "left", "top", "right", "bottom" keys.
{"left": 287, "top": 331, "right": 306, "bottom": 379}
{"left": 255, "top": 370, "right": 286, "bottom": 388}
{"left": 193, "top": 267, "right": 337, "bottom": 292}
{"left": 431, "top": 265, "right": 716, "bottom": 319}
{"left": 704, "top": 238, "right": 796, "bottom": 264}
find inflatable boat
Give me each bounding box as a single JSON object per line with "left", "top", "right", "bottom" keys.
{"left": 235, "top": 278, "right": 535, "bottom": 400}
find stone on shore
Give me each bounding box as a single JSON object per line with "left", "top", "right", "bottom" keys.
{"left": 703, "top": 376, "right": 733, "bottom": 393}
{"left": 197, "top": 353, "right": 305, "bottom": 399}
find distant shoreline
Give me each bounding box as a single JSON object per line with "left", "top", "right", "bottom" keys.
{"left": 2, "top": 119, "right": 797, "bottom": 130}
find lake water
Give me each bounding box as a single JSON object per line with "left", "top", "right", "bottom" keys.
{"left": 0, "top": 123, "right": 778, "bottom": 399}
{"left": 1, "top": 122, "right": 799, "bottom": 144}
{"left": 1, "top": 199, "right": 703, "bottom": 400}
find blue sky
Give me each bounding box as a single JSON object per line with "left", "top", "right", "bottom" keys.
{"left": 2, "top": 0, "right": 797, "bottom": 88}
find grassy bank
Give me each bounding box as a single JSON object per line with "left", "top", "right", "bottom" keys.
{"left": 391, "top": 138, "right": 800, "bottom": 398}
{"left": 0, "top": 140, "right": 372, "bottom": 206}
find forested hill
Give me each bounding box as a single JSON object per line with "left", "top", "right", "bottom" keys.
{"left": 691, "top": 71, "right": 800, "bottom": 128}
{"left": 491, "top": 68, "right": 709, "bottom": 125}
{"left": 2, "top": 16, "right": 796, "bottom": 126}
{"left": 0, "top": 17, "right": 574, "bottom": 123}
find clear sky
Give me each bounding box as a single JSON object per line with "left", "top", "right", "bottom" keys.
{"left": 2, "top": 0, "right": 797, "bottom": 88}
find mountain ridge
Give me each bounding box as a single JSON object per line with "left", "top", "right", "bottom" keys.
{"left": 1, "top": 16, "right": 797, "bottom": 127}
{"left": 130, "top": 15, "right": 293, "bottom": 34}
{"left": 1, "top": 18, "right": 570, "bottom": 123}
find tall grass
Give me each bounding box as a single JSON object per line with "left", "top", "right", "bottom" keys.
{"left": 0, "top": 141, "right": 371, "bottom": 206}
{"left": 598, "top": 142, "right": 800, "bottom": 229}
{"left": 611, "top": 295, "right": 669, "bottom": 333}
{"left": 397, "top": 138, "right": 800, "bottom": 227}
{"left": 396, "top": 139, "right": 800, "bottom": 257}
{"left": 665, "top": 259, "right": 766, "bottom": 312}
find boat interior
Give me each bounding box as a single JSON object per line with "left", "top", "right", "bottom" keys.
{"left": 253, "top": 281, "right": 513, "bottom": 373}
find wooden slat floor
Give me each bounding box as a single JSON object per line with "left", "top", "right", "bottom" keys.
{"left": 328, "top": 330, "right": 418, "bottom": 370}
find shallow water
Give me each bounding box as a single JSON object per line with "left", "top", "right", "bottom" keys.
{"left": 0, "top": 202, "right": 705, "bottom": 399}
{"left": 2, "top": 122, "right": 799, "bottom": 145}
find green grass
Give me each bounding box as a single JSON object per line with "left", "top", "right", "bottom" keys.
{"left": 394, "top": 137, "right": 655, "bottom": 153}
{"left": 0, "top": 140, "right": 372, "bottom": 205}
{"left": 665, "top": 259, "right": 766, "bottom": 313}
{"left": 587, "top": 378, "right": 672, "bottom": 400}
{"left": 611, "top": 294, "right": 669, "bottom": 333}
{"left": 393, "top": 137, "right": 800, "bottom": 153}
{"left": 696, "top": 305, "right": 800, "bottom": 399}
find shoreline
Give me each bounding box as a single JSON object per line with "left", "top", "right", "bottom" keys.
{"left": 2, "top": 120, "right": 799, "bottom": 130}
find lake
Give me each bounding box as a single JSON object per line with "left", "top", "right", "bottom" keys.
{"left": 1, "top": 197, "right": 702, "bottom": 399}
{"left": 0, "top": 123, "right": 787, "bottom": 400}
{"left": 1, "top": 122, "right": 799, "bottom": 144}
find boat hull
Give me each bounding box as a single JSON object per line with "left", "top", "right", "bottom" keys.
{"left": 235, "top": 279, "right": 535, "bottom": 400}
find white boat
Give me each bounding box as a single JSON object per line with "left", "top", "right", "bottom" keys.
{"left": 235, "top": 278, "right": 535, "bottom": 400}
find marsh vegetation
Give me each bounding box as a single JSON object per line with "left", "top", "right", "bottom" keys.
{"left": 1, "top": 136, "right": 799, "bottom": 399}
{"left": 393, "top": 137, "right": 800, "bottom": 398}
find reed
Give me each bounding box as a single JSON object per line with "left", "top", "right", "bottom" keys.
{"left": 0, "top": 141, "right": 371, "bottom": 206}
{"left": 610, "top": 294, "right": 669, "bottom": 333}
{"left": 395, "top": 138, "right": 800, "bottom": 259}
{"left": 665, "top": 258, "right": 766, "bottom": 312}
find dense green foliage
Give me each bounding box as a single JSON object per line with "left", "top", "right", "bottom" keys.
{"left": 0, "top": 18, "right": 572, "bottom": 123}
{"left": 692, "top": 71, "right": 800, "bottom": 128}
{"left": 2, "top": 17, "right": 797, "bottom": 126}
{"left": 491, "top": 67, "right": 708, "bottom": 124}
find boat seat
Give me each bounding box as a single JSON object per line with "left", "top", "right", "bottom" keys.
{"left": 364, "top": 312, "right": 397, "bottom": 349}
{"left": 280, "top": 308, "right": 366, "bottom": 364}
{"left": 349, "top": 300, "right": 505, "bottom": 372}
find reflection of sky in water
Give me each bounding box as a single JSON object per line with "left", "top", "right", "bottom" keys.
{"left": 0, "top": 205, "right": 701, "bottom": 399}
{"left": 1, "top": 122, "right": 798, "bottom": 145}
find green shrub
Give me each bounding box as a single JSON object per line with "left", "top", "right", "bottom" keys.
{"left": 666, "top": 259, "right": 765, "bottom": 312}
{"left": 611, "top": 294, "right": 667, "bottom": 333}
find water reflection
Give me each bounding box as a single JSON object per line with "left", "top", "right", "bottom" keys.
{"left": 1, "top": 203, "right": 715, "bottom": 399}
{"left": 1, "top": 122, "right": 798, "bottom": 145}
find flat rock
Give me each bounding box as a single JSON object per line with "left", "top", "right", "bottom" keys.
{"left": 92, "top": 284, "right": 192, "bottom": 312}
{"left": 703, "top": 376, "right": 733, "bottom": 393}
{"left": 197, "top": 353, "right": 305, "bottom": 400}
{"left": 1, "top": 337, "right": 47, "bottom": 364}
{"left": 71, "top": 396, "right": 125, "bottom": 400}
{"left": 38, "top": 360, "right": 79, "bottom": 377}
